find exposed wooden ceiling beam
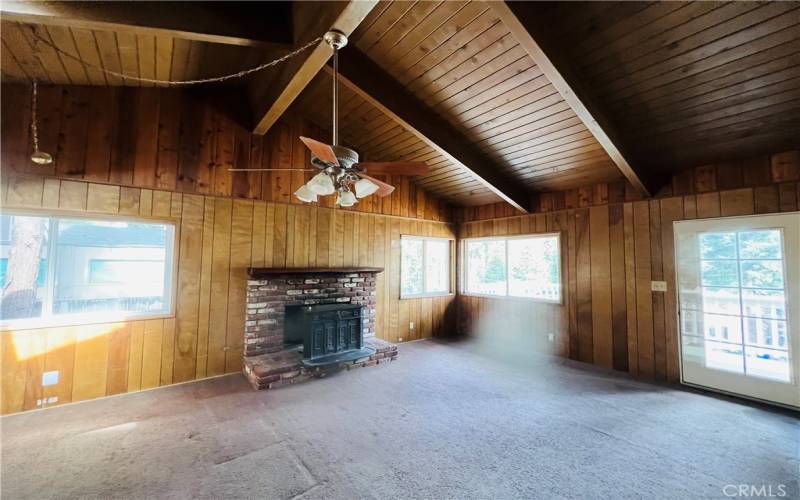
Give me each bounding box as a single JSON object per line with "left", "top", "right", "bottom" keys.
{"left": 0, "top": 1, "right": 294, "bottom": 48}
{"left": 327, "top": 49, "right": 532, "bottom": 213}
{"left": 249, "top": 1, "right": 377, "bottom": 136}
{"left": 491, "top": 1, "right": 653, "bottom": 197}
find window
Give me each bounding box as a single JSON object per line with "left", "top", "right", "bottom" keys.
{"left": 682, "top": 228, "right": 791, "bottom": 381}
{"left": 0, "top": 213, "right": 175, "bottom": 326}
{"left": 401, "top": 236, "right": 452, "bottom": 298}
{"left": 463, "top": 234, "right": 561, "bottom": 302}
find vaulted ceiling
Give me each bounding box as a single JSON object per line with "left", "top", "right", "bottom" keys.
{"left": 529, "top": 1, "right": 800, "bottom": 176}
{"left": 293, "top": 1, "right": 626, "bottom": 206}
{"left": 2, "top": 1, "right": 799, "bottom": 210}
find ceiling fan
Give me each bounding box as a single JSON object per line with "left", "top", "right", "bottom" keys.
{"left": 229, "top": 30, "right": 429, "bottom": 207}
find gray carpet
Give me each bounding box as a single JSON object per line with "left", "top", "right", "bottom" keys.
{"left": 1, "top": 338, "right": 798, "bottom": 499}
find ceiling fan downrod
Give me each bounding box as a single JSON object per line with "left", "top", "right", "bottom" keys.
{"left": 324, "top": 30, "right": 348, "bottom": 147}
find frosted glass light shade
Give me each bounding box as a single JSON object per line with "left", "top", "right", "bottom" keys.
{"left": 354, "top": 177, "right": 379, "bottom": 198}
{"left": 294, "top": 184, "right": 318, "bottom": 203}
{"left": 307, "top": 172, "right": 335, "bottom": 195}
{"left": 337, "top": 190, "right": 357, "bottom": 207}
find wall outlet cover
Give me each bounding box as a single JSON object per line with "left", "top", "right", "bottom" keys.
{"left": 651, "top": 281, "right": 668, "bottom": 292}
{"left": 42, "top": 370, "right": 59, "bottom": 386}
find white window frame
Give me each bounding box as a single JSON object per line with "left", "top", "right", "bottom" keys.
{"left": 460, "top": 233, "right": 563, "bottom": 304}
{"left": 0, "top": 210, "right": 177, "bottom": 330}
{"left": 400, "top": 235, "right": 453, "bottom": 299}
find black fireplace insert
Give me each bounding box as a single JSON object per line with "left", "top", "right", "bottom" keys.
{"left": 285, "top": 304, "right": 375, "bottom": 366}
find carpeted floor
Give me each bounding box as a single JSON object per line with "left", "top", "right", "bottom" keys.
{"left": 1, "top": 338, "right": 798, "bottom": 499}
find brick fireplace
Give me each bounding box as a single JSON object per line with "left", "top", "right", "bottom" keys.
{"left": 242, "top": 267, "right": 398, "bottom": 389}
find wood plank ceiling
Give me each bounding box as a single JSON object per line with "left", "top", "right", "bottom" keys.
{"left": 294, "top": 0, "right": 623, "bottom": 205}
{"left": 530, "top": 1, "right": 800, "bottom": 175}
{"left": 0, "top": 21, "right": 269, "bottom": 86}
{"left": 3, "top": 1, "right": 799, "bottom": 207}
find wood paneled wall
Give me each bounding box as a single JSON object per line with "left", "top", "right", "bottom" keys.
{"left": 459, "top": 151, "right": 800, "bottom": 222}
{"left": 0, "top": 83, "right": 452, "bottom": 222}
{"left": 458, "top": 150, "right": 800, "bottom": 382}
{"left": 0, "top": 173, "right": 457, "bottom": 414}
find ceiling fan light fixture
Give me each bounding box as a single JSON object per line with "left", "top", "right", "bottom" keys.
{"left": 336, "top": 189, "right": 357, "bottom": 207}
{"left": 354, "top": 177, "right": 379, "bottom": 198}
{"left": 307, "top": 172, "right": 336, "bottom": 195}
{"left": 294, "top": 184, "right": 318, "bottom": 203}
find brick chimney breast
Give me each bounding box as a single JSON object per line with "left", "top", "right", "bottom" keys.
{"left": 244, "top": 268, "right": 383, "bottom": 357}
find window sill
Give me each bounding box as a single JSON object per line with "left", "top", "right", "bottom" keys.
{"left": 459, "top": 292, "right": 563, "bottom": 305}
{"left": 1, "top": 311, "right": 175, "bottom": 332}
{"left": 400, "top": 292, "right": 455, "bottom": 300}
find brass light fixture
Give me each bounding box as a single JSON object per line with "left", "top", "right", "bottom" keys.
{"left": 30, "top": 81, "right": 53, "bottom": 165}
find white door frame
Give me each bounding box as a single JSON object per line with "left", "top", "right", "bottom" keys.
{"left": 674, "top": 212, "right": 800, "bottom": 409}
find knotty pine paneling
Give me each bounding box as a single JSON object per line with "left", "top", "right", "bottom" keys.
{"left": 0, "top": 173, "right": 457, "bottom": 414}
{"left": 0, "top": 83, "right": 453, "bottom": 223}
{"left": 457, "top": 150, "right": 799, "bottom": 383}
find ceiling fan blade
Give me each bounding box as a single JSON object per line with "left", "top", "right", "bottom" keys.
{"left": 299, "top": 136, "right": 339, "bottom": 166}
{"left": 228, "top": 168, "right": 314, "bottom": 172}
{"left": 355, "top": 161, "right": 429, "bottom": 176}
{"left": 359, "top": 174, "right": 396, "bottom": 198}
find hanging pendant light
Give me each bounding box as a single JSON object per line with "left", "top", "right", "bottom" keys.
{"left": 354, "top": 178, "right": 379, "bottom": 198}
{"left": 30, "top": 81, "right": 53, "bottom": 165}
{"left": 306, "top": 171, "right": 336, "bottom": 195}
{"left": 336, "top": 189, "right": 357, "bottom": 207}
{"left": 294, "top": 185, "right": 318, "bottom": 203}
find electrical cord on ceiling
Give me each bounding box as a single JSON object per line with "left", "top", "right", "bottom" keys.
{"left": 24, "top": 26, "right": 323, "bottom": 165}
{"left": 27, "top": 25, "right": 323, "bottom": 86}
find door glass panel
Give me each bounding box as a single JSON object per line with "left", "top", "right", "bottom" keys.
{"left": 701, "top": 260, "right": 739, "bottom": 287}
{"left": 704, "top": 340, "right": 744, "bottom": 374}
{"left": 701, "top": 287, "right": 740, "bottom": 315}
{"left": 699, "top": 232, "right": 737, "bottom": 259}
{"left": 742, "top": 289, "right": 786, "bottom": 319}
{"left": 685, "top": 227, "right": 792, "bottom": 384}
{"left": 737, "top": 230, "right": 782, "bottom": 259}
{"left": 677, "top": 217, "right": 799, "bottom": 407}
{"left": 702, "top": 313, "right": 742, "bottom": 343}
{"left": 739, "top": 260, "right": 784, "bottom": 289}
{"left": 745, "top": 347, "right": 790, "bottom": 382}
{"left": 681, "top": 309, "right": 702, "bottom": 337}
{"left": 743, "top": 317, "right": 788, "bottom": 349}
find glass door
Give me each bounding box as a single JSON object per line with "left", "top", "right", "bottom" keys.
{"left": 674, "top": 213, "right": 799, "bottom": 408}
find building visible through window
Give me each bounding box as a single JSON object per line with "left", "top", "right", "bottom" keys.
{"left": 0, "top": 214, "right": 175, "bottom": 325}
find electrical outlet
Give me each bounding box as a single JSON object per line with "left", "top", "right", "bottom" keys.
{"left": 42, "top": 370, "right": 59, "bottom": 386}
{"left": 548, "top": 333, "right": 555, "bottom": 342}
{"left": 409, "top": 321, "right": 414, "bottom": 330}
{"left": 651, "top": 281, "right": 668, "bottom": 292}
{"left": 398, "top": 337, "right": 404, "bottom": 342}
